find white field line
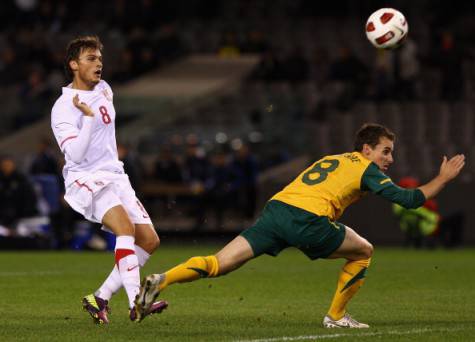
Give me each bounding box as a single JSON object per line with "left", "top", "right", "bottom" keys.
{"left": 0, "top": 271, "right": 61, "bottom": 276}
{"left": 235, "top": 326, "right": 469, "bottom": 342}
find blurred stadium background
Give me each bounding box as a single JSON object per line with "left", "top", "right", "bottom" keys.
{"left": 1, "top": 0, "right": 475, "bottom": 250}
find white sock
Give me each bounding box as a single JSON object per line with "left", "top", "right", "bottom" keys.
{"left": 95, "top": 264, "right": 121, "bottom": 301}
{"left": 115, "top": 235, "right": 140, "bottom": 308}
{"left": 95, "top": 244, "right": 152, "bottom": 301}
{"left": 135, "top": 244, "right": 151, "bottom": 267}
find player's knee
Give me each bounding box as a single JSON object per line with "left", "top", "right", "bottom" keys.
{"left": 150, "top": 235, "right": 160, "bottom": 252}
{"left": 362, "top": 241, "right": 374, "bottom": 259}
{"left": 354, "top": 239, "right": 373, "bottom": 260}
{"left": 141, "top": 235, "right": 160, "bottom": 254}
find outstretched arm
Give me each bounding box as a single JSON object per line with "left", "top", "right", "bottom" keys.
{"left": 418, "top": 154, "right": 465, "bottom": 200}
{"left": 361, "top": 163, "right": 425, "bottom": 209}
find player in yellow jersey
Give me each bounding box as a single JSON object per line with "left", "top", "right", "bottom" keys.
{"left": 135, "top": 123, "right": 465, "bottom": 327}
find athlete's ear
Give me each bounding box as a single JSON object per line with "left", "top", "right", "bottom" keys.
{"left": 362, "top": 143, "right": 372, "bottom": 156}
{"left": 69, "top": 60, "right": 79, "bottom": 73}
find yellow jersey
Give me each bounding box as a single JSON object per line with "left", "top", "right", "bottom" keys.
{"left": 272, "top": 152, "right": 387, "bottom": 220}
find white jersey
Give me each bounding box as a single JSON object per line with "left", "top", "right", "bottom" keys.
{"left": 51, "top": 80, "right": 124, "bottom": 186}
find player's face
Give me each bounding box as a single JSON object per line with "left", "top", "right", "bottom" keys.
{"left": 363, "top": 137, "right": 394, "bottom": 172}
{"left": 73, "top": 48, "right": 103, "bottom": 88}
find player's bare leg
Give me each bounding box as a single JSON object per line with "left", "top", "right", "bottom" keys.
{"left": 215, "top": 236, "right": 255, "bottom": 274}
{"left": 134, "top": 223, "right": 159, "bottom": 255}
{"left": 135, "top": 236, "right": 254, "bottom": 321}
{"left": 323, "top": 227, "right": 372, "bottom": 328}
{"left": 102, "top": 205, "right": 135, "bottom": 236}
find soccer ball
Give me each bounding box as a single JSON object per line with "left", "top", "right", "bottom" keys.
{"left": 365, "top": 8, "right": 408, "bottom": 49}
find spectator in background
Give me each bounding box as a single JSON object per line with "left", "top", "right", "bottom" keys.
{"left": 112, "top": 48, "right": 134, "bottom": 83}
{"left": 0, "top": 46, "right": 19, "bottom": 86}
{"left": 232, "top": 144, "right": 258, "bottom": 219}
{"left": 183, "top": 142, "right": 213, "bottom": 230}
{"left": 127, "top": 27, "right": 155, "bottom": 76}
{"left": 208, "top": 150, "right": 239, "bottom": 230}
{"left": 392, "top": 177, "right": 440, "bottom": 248}
{"left": 0, "top": 155, "right": 39, "bottom": 232}
{"left": 328, "top": 47, "right": 369, "bottom": 109}
{"left": 107, "top": 0, "right": 133, "bottom": 33}
{"left": 29, "top": 138, "right": 63, "bottom": 248}
{"left": 242, "top": 30, "right": 269, "bottom": 54}
{"left": 183, "top": 142, "right": 212, "bottom": 191}
{"left": 155, "top": 24, "right": 186, "bottom": 64}
{"left": 373, "top": 49, "right": 395, "bottom": 101}
{"left": 16, "top": 68, "right": 52, "bottom": 129}
{"left": 310, "top": 47, "right": 331, "bottom": 88}
{"left": 30, "top": 138, "right": 61, "bottom": 177}
{"left": 394, "top": 37, "right": 420, "bottom": 100}
{"left": 151, "top": 145, "right": 185, "bottom": 219}
{"left": 136, "top": 0, "right": 160, "bottom": 31}
{"left": 117, "top": 142, "right": 144, "bottom": 192}
{"left": 282, "top": 46, "right": 309, "bottom": 84}
{"left": 249, "top": 49, "right": 283, "bottom": 82}
{"left": 439, "top": 210, "right": 465, "bottom": 248}
{"left": 249, "top": 108, "right": 264, "bottom": 130}
{"left": 435, "top": 31, "right": 465, "bottom": 102}
{"left": 154, "top": 145, "right": 184, "bottom": 184}
{"left": 217, "top": 31, "right": 241, "bottom": 58}
{"left": 329, "top": 48, "right": 368, "bottom": 85}
{"left": 136, "top": 47, "right": 157, "bottom": 75}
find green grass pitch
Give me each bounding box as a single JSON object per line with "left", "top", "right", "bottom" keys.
{"left": 1, "top": 245, "right": 474, "bottom": 341}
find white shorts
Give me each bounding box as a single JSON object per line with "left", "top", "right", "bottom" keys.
{"left": 64, "top": 171, "right": 153, "bottom": 227}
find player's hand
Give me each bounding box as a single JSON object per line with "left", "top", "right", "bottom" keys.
{"left": 73, "top": 94, "right": 94, "bottom": 117}
{"left": 438, "top": 154, "right": 465, "bottom": 182}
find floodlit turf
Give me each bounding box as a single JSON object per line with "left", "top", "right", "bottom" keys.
{"left": 1, "top": 246, "right": 474, "bottom": 341}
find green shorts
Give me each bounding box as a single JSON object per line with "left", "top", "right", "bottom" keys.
{"left": 240, "top": 200, "right": 346, "bottom": 260}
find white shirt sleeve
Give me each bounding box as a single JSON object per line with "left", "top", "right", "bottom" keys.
{"left": 62, "top": 116, "right": 95, "bottom": 163}
{"left": 52, "top": 103, "right": 95, "bottom": 164}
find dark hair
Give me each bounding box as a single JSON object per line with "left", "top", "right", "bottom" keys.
{"left": 354, "top": 123, "right": 395, "bottom": 151}
{"left": 64, "top": 35, "right": 103, "bottom": 81}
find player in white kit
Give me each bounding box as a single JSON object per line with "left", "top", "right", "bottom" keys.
{"left": 51, "top": 36, "right": 167, "bottom": 324}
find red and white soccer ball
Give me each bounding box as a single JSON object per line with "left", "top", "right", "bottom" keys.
{"left": 365, "top": 8, "right": 408, "bottom": 49}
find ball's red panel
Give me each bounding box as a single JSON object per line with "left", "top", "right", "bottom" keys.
{"left": 375, "top": 31, "right": 395, "bottom": 45}
{"left": 380, "top": 12, "right": 394, "bottom": 24}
